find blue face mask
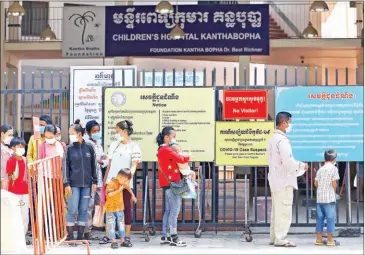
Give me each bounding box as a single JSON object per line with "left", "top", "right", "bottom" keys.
{"left": 39, "top": 126, "right": 45, "bottom": 134}
{"left": 91, "top": 132, "right": 101, "bottom": 140}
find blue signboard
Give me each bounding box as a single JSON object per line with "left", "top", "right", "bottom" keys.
{"left": 275, "top": 86, "right": 364, "bottom": 162}
{"left": 105, "top": 4, "right": 269, "bottom": 57}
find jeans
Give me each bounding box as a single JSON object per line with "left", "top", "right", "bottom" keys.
{"left": 316, "top": 202, "right": 336, "bottom": 234}
{"left": 161, "top": 188, "right": 182, "bottom": 237}
{"left": 106, "top": 211, "right": 125, "bottom": 240}
{"left": 66, "top": 187, "right": 91, "bottom": 226}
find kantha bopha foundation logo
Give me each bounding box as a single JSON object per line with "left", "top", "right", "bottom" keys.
{"left": 111, "top": 92, "right": 126, "bottom": 107}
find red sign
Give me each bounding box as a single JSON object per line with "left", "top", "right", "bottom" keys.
{"left": 223, "top": 90, "right": 268, "bottom": 120}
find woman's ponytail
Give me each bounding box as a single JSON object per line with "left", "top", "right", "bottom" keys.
{"left": 156, "top": 132, "right": 164, "bottom": 146}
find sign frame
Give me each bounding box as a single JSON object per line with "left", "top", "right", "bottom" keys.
{"left": 69, "top": 66, "right": 137, "bottom": 127}
{"left": 215, "top": 121, "right": 274, "bottom": 166}
{"left": 223, "top": 89, "right": 268, "bottom": 120}
{"left": 102, "top": 86, "right": 216, "bottom": 162}
{"left": 275, "top": 85, "right": 364, "bottom": 162}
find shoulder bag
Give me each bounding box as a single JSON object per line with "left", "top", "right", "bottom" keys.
{"left": 158, "top": 161, "right": 189, "bottom": 195}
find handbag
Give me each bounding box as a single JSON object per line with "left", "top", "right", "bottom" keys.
{"left": 158, "top": 162, "right": 189, "bottom": 195}
{"left": 92, "top": 205, "right": 105, "bottom": 228}
{"left": 181, "top": 177, "right": 197, "bottom": 200}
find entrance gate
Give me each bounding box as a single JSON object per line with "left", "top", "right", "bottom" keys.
{"left": 1, "top": 67, "right": 363, "bottom": 233}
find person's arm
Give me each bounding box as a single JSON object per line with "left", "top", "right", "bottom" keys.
{"left": 89, "top": 145, "right": 97, "bottom": 185}
{"left": 106, "top": 183, "right": 123, "bottom": 197}
{"left": 123, "top": 182, "right": 137, "bottom": 202}
{"left": 6, "top": 158, "right": 15, "bottom": 176}
{"left": 314, "top": 180, "right": 318, "bottom": 188}
{"left": 130, "top": 143, "right": 142, "bottom": 177}
{"left": 26, "top": 136, "right": 34, "bottom": 163}
{"left": 165, "top": 147, "right": 190, "bottom": 164}
{"left": 62, "top": 147, "right": 71, "bottom": 187}
{"left": 277, "top": 139, "right": 306, "bottom": 175}
{"left": 332, "top": 166, "right": 340, "bottom": 191}
{"left": 103, "top": 143, "right": 115, "bottom": 184}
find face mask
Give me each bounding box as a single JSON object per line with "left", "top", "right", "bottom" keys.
{"left": 285, "top": 124, "right": 292, "bottom": 134}
{"left": 91, "top": 132, "right": 101, "bottom": 141}
{"left": 45, "top": 138, "right": 56, "bottom": 145}
{"left": 15, "top": 148, "right": 25, "bottom": 156}
{"left": 39, "top": 126, "right": 45, "bottom": 134}
{"left": 69, "top": 135, "right": 78, "bottom": 143}
{"left": 169, "top": 138, "right": 176, "bottom": 145}
{"left": 116, "top": 133, "right": 124, "bottom": 142}
{"left": 4, "top": 136, "right": 13, "bottom": 145}
{"left": 56, "top": 136, "right": 61, "bottom": 141}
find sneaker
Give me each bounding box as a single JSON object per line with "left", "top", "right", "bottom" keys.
{"left": 170, "top": 236, "right": 187, "bottom": 247}
{"left": 160, "top": 236, "right": 172, "bottom": 244}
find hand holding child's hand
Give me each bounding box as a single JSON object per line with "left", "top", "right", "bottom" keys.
{"left": 131, "top": 196, "right": 137, "bottom": 204}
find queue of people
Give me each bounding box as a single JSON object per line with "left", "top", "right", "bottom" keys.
{"left": 1, "top": 111, "right": 363, "bottom": 249}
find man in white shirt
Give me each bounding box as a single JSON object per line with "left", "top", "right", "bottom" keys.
{"left": 267, "top": 112, "right": 308, "bottom": 247}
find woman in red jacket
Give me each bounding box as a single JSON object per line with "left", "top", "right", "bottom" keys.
{"left": 156, "top": 126, "right": 189, "bottom": 247}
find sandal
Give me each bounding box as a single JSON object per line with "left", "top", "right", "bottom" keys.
{"left": 99, "top": 236, "right": 111, "bottom": 244}
{"left": 170, "top": 236, "right": 187, "bottom": 247}
{"left": 111, "top": 242, "right": 119, "bottom": 249}
{"left": 121, "top": 242, "right": 133, "bottom": 248}
{"left": 274, "top": 242, "right": 296, "bottom": 247}
{"left": 325, "top": 240, "right": 340, "bottom": 246}
{"left": 315, "top": 240, "right": 325, "bottom": 245}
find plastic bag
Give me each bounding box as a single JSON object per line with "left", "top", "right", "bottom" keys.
{"left": 92, "top": 205, "right": 105, "bottom": 228}
{"left": 181, "top": 177, "right": 197, "bottom": 200}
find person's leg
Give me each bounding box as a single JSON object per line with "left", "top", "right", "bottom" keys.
{"left": 161, "top": 189, "right": 171, "bottom": 244}
{"left": 66, "top": 187, "right": 80, "bottom": 240}
{"left": 19, "top": 194, "right": 30, "bottom": 236}
{"left": 122, "top": 189, "right": 133, "bottom": 244}
{"left": 324, "top": 203, "right": 337, "bottom": 245}
{"left": 106, "top": 212, "right": 118, "bottom": 249}
{"left": 315, "top": 203, "right": 325, "bottom": 243}
{"left": 273, "top": 186, "right": 294, "bottom": 246}
{"left": 84, "top": 189, "right": 96, "bottom": 238}
{"left": 167, "top": 189, "right": 186, "bottom": 247}
{"left": 269, "top": 192, "right": 276, "bottom": 245}
{"left": 76, "top": 187, "right": 91, "bottom": 240}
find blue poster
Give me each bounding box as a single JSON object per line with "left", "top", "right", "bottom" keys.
{"left": 275, "top": 86, "right": 364, "bottom": 162}
{"left": 105, "top": 4, "right": 269, "bottom": 57}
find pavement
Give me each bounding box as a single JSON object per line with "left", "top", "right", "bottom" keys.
{"left": 11, "top": 232, "right": 364, "bottom": 254}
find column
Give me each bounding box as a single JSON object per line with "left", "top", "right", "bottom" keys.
{"left": 1, "top": 1, "right": 6, "bottom": 124}
{"left": 356, "top": 49, "right": 364, "bottom": 85}
{"left": 7, "top": 2, "right": 21, "bottom": 41}
{"left": 114, "top": 1, "right": 134, "bottom": 66}
{"left": 7, "top": 63, "right": 22, "bottom": 132}
{"left": 238, "top": 56, "right": 250, "bottom": 86}
{"left": 307, "top": 65, "right": 323, "bottom": 85}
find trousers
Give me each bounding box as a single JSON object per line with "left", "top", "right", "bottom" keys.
{"left": 161, "top": 188, "right": 182, "bottom": 237}
{"left": 316, "top": 202, "right": 336, "bottom": 234}
{"left": 66, "top": 187, "right": 91, "bottom": 226}
{"left": 270, "top": 186, "right": 293, "bottom": 245}
{"left": 17, "top": 194, "right": 30, "bottom": 235}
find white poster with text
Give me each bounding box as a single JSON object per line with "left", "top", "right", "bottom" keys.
{"left": 70, "top": 66, "right": 137, "bottom": 127}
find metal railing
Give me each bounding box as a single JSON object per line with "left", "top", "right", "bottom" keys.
{"left": 1, "top": 67, "right": 363, "bottom": 232}
{"left": 3, "top": 2, "right": 363, "bottom": 42}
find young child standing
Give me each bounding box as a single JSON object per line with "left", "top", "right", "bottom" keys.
{"left": 105, "top": 169, "right": 137, "bottom": 249}
{"left": 6, "top": 137, "right": 29, "bottom": 237}
{"left": 314, "top": 149, "right": 340, "bottom": 246}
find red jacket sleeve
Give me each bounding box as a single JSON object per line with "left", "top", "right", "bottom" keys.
{"left": 6, "top": 158, "right": 14, "bottom": 175}
{"left": 165, "top": 147, "right": 190, "bottom": 164}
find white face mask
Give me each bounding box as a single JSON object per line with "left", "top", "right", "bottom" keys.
{"left": 15, "top": 148, "right": 25, "bottom": 156}
{"left": 69, "top": 135, "right": 78, "bottom": 143}
{"left": 56, "top": 136, "right": 61, "bottom": 141}
{"left": 45, "top": 138, "right": 56, "bottom": 145}
{"left": 4, "top": 136, "right": 13, "bottom": 145}
{"left": 116, "top": 133, "right": 124, "bottom": 142}
{"left": 285, "top": 124, "right": 292, "bottom": 133}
